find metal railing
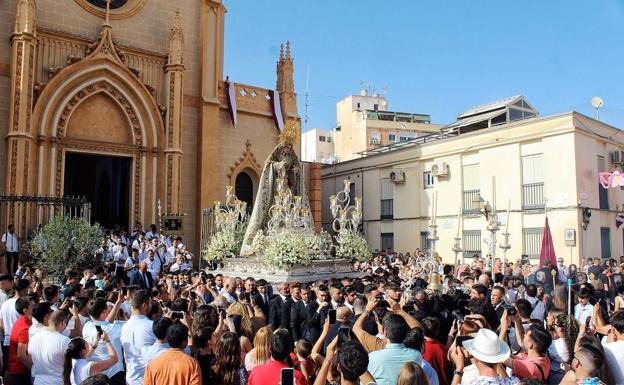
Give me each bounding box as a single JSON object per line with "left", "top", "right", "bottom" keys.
{"left": 462, "top": 189, "right": 480, "bottom": 215}
{"left": 199, "top": 208, "right": 215, "bottom": 260}
{"left": 0, "top": 195, "right": 91, "bottom": 250}
{"left": 522, "top": 182, "right": 545, "bottom": 210}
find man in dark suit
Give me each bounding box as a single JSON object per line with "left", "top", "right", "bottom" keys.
{"left": 307, "top": 284, "right": 331, "bottom": 342}
{"left": 268, "top": 282, "right": 292, "bottom": 330}
{"left": 254, "top": 279, "right": 271, "bottom": 318}
{"left": 129, "top": 262, "right": 154, "bottom": 290}
{"left": 290, "top": 284, "right": 317, "bottom": 342}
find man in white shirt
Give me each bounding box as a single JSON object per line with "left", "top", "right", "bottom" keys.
{"left": 523, "top": 284, "right": 546, "bottom": 321}
{"left": 28, "top": 310, "right": 70, "bottom": 385}
{"left": 0, "top": 274, "right": 14, "bottom": 308}
{"left": 84, "top": 296, "right": 126, "bottom": 385}
{"left": 145, "top": 224, "right": 159, "bottom": 241}
{"left": 1, "top": 224, "right": 19, "bottom": 275}
{"left": 603, "top": 310, "right": 624, "bottom": 385}
{"left": 0, "top": 279, "right": 29, "bottom": 366}
{"left": 142, "top": 250, "right": 161, "bottom": 277}
{"left": 120, "top": 290, "right": 156, "bottom": 385}
{"left": 574, "top": 287, "right": 594, "bottom": 324}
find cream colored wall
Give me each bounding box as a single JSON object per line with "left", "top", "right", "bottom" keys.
{"left": 0, "top": 0, "right": 16, "bottom": 195}
{"left": 322, "top": 113, "right": 624, "bottom": 265}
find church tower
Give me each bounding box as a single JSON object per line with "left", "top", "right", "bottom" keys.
{"left": 276, "top": 41, "right": 299, "bottom": 151}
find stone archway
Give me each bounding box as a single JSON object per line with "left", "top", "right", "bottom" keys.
{"left": 228, "top": 140, "right": 262, "bottom": 204}
{"left": 30, "top": 26, "right": 166, "bottom": 226}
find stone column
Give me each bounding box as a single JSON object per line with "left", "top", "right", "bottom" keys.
{"left": 197, "top": 0, "right": 226, "bottom": 253}
{"left": 5, "top": 0, "right": 37, "bottom": 229}
{"left": 164, "top": 9, "right": 185, "bottom": 214}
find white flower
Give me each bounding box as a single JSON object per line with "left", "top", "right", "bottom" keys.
{"left": 202, "top": 230, "right": 237, "bottom": 262}
{"left": 335, "top": 229, "right": 371, "bottom": 260}
{"left": 264, "top": 229, "right": 311, "bottom": 267}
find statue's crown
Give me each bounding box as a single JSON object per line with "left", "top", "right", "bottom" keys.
{"left": 279, "top": 119, "right": 299, "bottom": 144}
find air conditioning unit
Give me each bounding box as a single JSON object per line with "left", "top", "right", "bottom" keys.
{"left": 611, "top": 150, "right": 624, "bottom": 165}
{"left": 431, "top": 162, "right": 449, "bottom": 177}
{"left": 389, "top": 170, "right": 406, "bottom": 183}
{"left": 370, "top": 138, "right": 381, "bottom": 145}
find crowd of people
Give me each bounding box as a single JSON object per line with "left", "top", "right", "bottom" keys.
{"left": 1, "top": 223, "right": 624, "bottom": 385}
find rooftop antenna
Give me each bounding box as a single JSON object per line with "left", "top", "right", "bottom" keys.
{"left": 591, "top": 96, "right": 604, "bottom": 120}
{"left": 304, "top": 65, "right": 309, "bottom": 131}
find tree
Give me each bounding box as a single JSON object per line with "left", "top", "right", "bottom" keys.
{"left": 27, "top": 216, "right": 104, "bottom": 276}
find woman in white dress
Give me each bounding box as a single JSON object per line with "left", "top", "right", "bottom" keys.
{"left": 62, "top": 332, "right": 118, "bottom": 385}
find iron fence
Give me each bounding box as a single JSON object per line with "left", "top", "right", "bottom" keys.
{"left": 522, "top": 182, "right": 545, "bottom": 210}
{"left": 0, "top": 195, "right": 91, "bottom": 251}
{"left": 462, "top": 189, "right": 480, "bottom": 215}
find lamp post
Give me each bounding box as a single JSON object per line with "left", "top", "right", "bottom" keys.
{"left": 452, "top": 236, "right": 462, "bottom": 268}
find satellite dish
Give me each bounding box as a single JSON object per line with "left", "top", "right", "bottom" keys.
{"left": 591, "top": 96, "right": 604, "bottom": 109}
{"left": 591, "top": 96, "right": 604, "bottom": 120}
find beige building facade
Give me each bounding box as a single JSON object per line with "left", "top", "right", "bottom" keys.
{"left": 0, "top": 0, "right": 300, "bottom": 255}
{"left": 332, "top": 90, "right": 443, "bottom": 162}
{"left": 301, "top": 128, "right": 334, "bottom": 164}
{"left": 322, "top": 109, "right": 624, "bottom": 266}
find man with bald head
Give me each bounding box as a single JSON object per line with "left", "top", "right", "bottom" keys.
{"left": 323, "top": 306, "right": 353, "bottom": 353}
{"left": 129, "top": 262, "right": 153, "bottom": 289}
{"left": 219, "top": 277, "right": 238, "bottom": 303}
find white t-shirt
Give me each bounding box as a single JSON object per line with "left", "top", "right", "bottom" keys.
{"left": 71, "top": 359, "right": 92, "bottom": 385}
{"left": 120, "top": 315, "right": 156, "bottom": 385}
{"left": 603, "top": 340, "right": 624, "bottom": 385}
{"left": 548, "top": 338, "right": 569, "bottom": 372}
{"left": 1, "top": 297, "right": 19, "bottom": 346}
{"left": 83, "top": 320, "right": 125, "bottom": 378}
{"left": 28, "top": 329, "right": 70, "bottom": 385}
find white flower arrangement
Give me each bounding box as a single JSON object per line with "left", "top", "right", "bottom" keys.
{"left": 202, "top": 230, "right": 237, "bottom": 262}
{"left": 250, "top": 230, "right": 265, "bottom": 254}
{"left": 263, "top": 229, "right": 311, "bottom": 267}
{"left": 335, "top": 229, "right": 371, "bottom": 260}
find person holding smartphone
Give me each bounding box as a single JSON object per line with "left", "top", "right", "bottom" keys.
{"left": 247, "top": 329, "right": 307, "bottom": 385}
{"left": 83, "top": 294, "right": 126, "bottom": 385}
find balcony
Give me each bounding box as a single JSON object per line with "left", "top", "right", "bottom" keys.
{"left": 463, "top": 189, "right": 480, "bottom": 215}
{"left": 522, "top": 182, "right": 545, "bottom": 210}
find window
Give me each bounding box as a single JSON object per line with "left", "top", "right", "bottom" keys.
{"left": 601, "top": 227, "right": 611, "bottom": 259}
{"left": 463, "top": 164, "right": 480, "bottom": 214}
{"left": 326, "top": 137, "right": 332, "bottom": 143}
{"left": 381, "top": 233, "right": 394, "bottom": 251}
{"left": 348, "top": 182, "right": 355, "bottom": 208}
{"left": 388, "top": 134, "right": 396, "bottom": 142}
{"left": 423, "top": 171, "right": 434, "bottom": 189}
{"left": 373, "top": 103, "right": 379, "bottom": 111}
{"left": 420, "top": 231, "right": 432, "bottom": 256}
{"left": 318, "top": 135, "right": 326, "bottom": 142}
{"left": 522, "top": 154, "right": 545, "bottom": 209}
{"left": 357, "top": 102, "right": 361, "bottom": 109}
{"left": 598, "top": 156, "right": 609, "bottom": 210}
{"left": 380, "top": 178, "right": 393, "bottom": 219}
{"left": 523, "top": 228, "right": 544, "bottom": 260}
{"left": 463, "top": 230, "right": 481, "bottom": 260}
{"left": 510, "top": 108, "right": 523, "bottom": 122}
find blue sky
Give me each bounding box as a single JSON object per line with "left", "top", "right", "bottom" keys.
{"left": 223, "top": 1, "right": 624, "bottom": 131}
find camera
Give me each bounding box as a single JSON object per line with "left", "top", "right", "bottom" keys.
{"left": 452, "top": 309, "right": 465, "bottom": 323}
{"left": 503, "top": 304, "right": 517, "bottom": 316}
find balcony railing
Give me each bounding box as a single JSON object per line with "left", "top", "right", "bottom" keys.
{"left": 380, "top": 199, "right": 393, "bottom": 220}
{"left": 462, "top": 189, "right": 480, "bottom": 215}
{"left": 522, "top": 182, "right": 545, "bottom": 210}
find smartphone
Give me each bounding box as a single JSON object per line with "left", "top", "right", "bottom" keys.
{"left": 244, "top": 292, "right": 251, "bottom": 302}
{"left": 338, "top": 326, "right": 351, "bottom": 346}
{"left": 219, "top": 308, "right": 226, "bottom": 319}
{"left": 328, "top": 309, "right": 337, "bottom": 324}
{"left": 121, "top": 287, "right": 128, "bottom": 296}
{"left": 456, "top": 335, "right": 473, "bottom": 346}
{"left": 585, "top": 316, "right": 592, "bottom": 330}
{"left": 280, "top": 367, "right": 295, "bottom": 385}
{"left": 95, "top": 325, "right": 103, "bottom": 335}
{"left": 402, "top": 304, "right": 415, "bottom": 312}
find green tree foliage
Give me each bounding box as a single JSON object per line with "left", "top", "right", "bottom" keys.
{"left": 27, "top": 216, "right": 104, "bottom": 276}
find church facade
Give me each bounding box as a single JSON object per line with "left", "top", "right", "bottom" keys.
{"left": 0, "top": 0, "right": 302, "bottom": 252}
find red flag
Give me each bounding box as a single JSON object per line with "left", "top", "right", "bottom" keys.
{"left": 539, "top": 217, "right": 557, "bottom": 269}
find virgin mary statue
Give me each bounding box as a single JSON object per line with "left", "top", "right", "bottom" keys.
{"left": 239, "top": 122, "right": 314, "bottom": 256}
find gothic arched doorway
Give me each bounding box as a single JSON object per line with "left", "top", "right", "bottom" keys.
{"left": 235, "top": 172, "right": 254, "bottom": 214}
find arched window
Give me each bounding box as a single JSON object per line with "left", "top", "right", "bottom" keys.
{"left": 235, "top": 172, "right": 254, "bottom": 213}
